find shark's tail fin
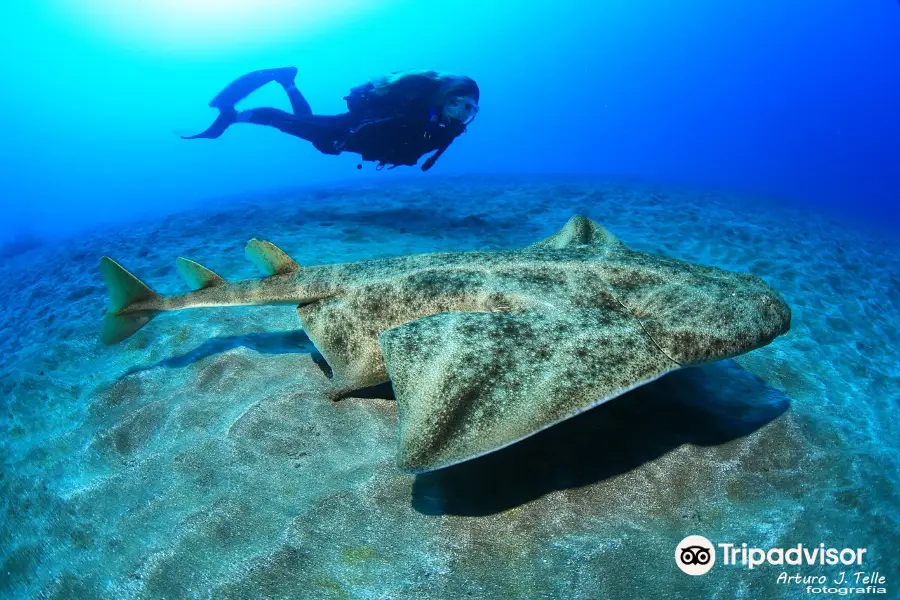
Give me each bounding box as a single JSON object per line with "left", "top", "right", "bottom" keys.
{"left": 99, "top": 257, "right": 162, "bottom": 344}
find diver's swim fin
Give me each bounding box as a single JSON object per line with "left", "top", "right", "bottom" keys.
{"left": 99, "top": 257, "right": 161, "bottom": 344}
{"left": 181, "top": 107, "right": 238, "bottom": 140}
{"left": 208, "top": 67, "right": 298, "bottom": 109}
{"left": 183, "top": 67, "right": 300, "bottom": 139}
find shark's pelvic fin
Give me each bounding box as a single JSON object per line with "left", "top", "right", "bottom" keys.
{"left": 245, "top": 239, "right": 300, "bottom": 276}
{"left": 176, "top": 257, "right": 226, "bottom": 290}
{"left": 99, "top": 257, "right": 161, "bottom": 344}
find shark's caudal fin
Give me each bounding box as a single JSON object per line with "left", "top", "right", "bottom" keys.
{"left": 99, "top": 257, "right": 162, "bottom": 344}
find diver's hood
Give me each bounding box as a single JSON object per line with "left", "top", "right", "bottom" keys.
{"left": 437, "top": 75, "right": 480, "bottom": 104}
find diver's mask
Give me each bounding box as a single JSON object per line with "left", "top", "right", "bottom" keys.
{"left": 442, "top": 95, "right": 479, "bottom": 125}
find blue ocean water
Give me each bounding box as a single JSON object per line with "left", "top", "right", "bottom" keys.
{"left": 1, "top": 2, "right": 899, "bottom": 599}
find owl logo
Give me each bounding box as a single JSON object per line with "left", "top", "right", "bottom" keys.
{"left": 676, "top": 536, "right": 716, "bottom": 575}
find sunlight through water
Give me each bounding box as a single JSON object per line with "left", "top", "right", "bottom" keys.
{"left": 65, "top": 0, "right": 387, "bottom": 53}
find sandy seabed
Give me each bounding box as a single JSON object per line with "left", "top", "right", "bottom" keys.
{"left": 1, "top": 175, "right": 898, "bottom": 599}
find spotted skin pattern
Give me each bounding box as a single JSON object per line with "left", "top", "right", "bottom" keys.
{"left": 101, "top": 215, "right": 791, "bottom": 472}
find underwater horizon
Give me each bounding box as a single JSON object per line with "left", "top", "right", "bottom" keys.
{"left": 1, "top": 2, "right": 899, "bottom": 599}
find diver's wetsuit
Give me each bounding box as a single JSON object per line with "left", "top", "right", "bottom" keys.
{"left": 184, "top": 68, "right": 475, "bottom": 171}
{"left": 243, "top": 106, "right": 466, "bottom": 170}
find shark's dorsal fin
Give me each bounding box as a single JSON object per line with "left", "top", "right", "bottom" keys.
{"left": 245, "top": 239, "right": 300, "bottom": 276}
{"left": 528, "top": 214, "right": 624, "bottom": 252}
{"left": 176, "top": 257, "right": 226, "bottom": 290}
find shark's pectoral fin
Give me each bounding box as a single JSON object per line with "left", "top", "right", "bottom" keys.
{"left": 378, "top": 309, "right": 679, "bottom": 473}
{"left": 245, "top": 239, "right": 300, "bottom": 276}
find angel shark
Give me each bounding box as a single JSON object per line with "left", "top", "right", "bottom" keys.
{"left": 99, "top": 215, "right": 791, "bottom": 473}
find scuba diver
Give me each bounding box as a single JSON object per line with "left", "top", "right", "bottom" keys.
{"left": 183, "top": 67, "right": 480, "bottom": 171}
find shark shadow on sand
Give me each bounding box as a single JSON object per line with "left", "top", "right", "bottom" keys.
{"left": 120, "top": 330, "right": 325, "bottom": 377}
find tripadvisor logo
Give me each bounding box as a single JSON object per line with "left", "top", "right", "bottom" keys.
{"left": 676, "top": 535, "right": 716, "bottom": 576}
{"left": 675, "top": 536, "right": 869, "bottom": 575}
